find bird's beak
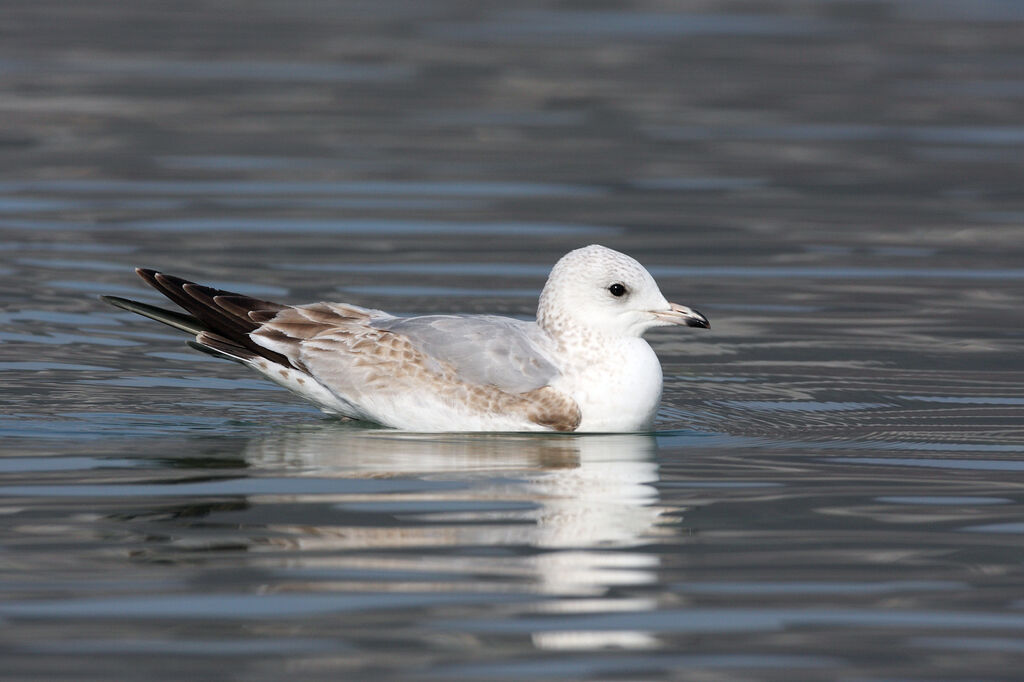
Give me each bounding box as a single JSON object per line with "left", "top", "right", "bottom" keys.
{"left": 654, "top": 302, "right": 710, "bottom": 328}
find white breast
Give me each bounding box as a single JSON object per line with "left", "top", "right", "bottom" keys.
{"left": 552, "top": 338, "right": 663, "bottom": 433}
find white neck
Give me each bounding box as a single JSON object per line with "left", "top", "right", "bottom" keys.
{"left": 547, "top": 334, "right": 664, "bottom": 433}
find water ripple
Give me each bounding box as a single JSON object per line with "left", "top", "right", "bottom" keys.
{"left": 0, "top": 179, "right": 602, "bottom": 198}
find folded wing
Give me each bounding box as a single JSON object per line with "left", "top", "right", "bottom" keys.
{"left": 370, "top": 315, "right": 559, "bottom": 394}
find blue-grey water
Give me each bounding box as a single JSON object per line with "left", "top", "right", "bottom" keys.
{"left": 2, "top": 1, "right": 1024, "bottom": 680}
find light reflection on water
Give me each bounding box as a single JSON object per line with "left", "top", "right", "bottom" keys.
{"left": 2, "top": 0, "right": 1024, "bottom": 679}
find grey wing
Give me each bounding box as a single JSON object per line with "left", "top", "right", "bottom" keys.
{"left": 370, "top": 315, "right": 559, "bottom": 393}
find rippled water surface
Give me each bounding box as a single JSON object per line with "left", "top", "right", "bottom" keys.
{"left": 2, "top": 1, "right": 1024, "bottom": 680}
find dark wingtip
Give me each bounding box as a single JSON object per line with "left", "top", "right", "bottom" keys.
{"left": 100, "top": 295, "right": 138, "bottom": 313}
{"left": 135, "top": 268, "right": 160, "bottom": 287}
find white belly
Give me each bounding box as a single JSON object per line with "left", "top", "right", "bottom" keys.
{"left": 555, "top": 338, "right": 664, "bottom": 433}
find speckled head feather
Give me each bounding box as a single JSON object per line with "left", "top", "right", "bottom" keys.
{"left": 536, "top": 245, "right": 675, "bottom": 339}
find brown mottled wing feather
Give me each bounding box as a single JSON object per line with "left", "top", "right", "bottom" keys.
{"left": 252, "top": 304, "right": 581, "bottom": 431}
{"left": 247, "top": 303, "right": 378, "bottom": 376}
{"left": 521, "top": 387, "right": 581, "bottom": 432}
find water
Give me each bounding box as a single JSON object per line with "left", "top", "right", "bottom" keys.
{"left": 2, "top": 1, "right": 1024, "bottom": 679}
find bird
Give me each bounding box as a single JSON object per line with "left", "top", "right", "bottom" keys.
{"left": 101, "top": 244, "right": 708, "bottom": 433}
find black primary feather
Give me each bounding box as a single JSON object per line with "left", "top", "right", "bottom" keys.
{"left": 103, "top": 269, "right": 293, "bottom": 368}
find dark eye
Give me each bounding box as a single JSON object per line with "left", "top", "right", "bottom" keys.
{"left": 608, "top": 283, "right": 627, "bottom": 297}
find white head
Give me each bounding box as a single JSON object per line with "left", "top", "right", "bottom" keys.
{"left": 536, "top": 245, "right": 709, "bottom": 339}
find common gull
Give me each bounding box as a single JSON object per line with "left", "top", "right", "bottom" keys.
{"left": 102, "top": 244, "right": 708, "bottom": 432}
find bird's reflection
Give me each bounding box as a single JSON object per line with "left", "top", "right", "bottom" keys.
{"left": 114, "top": 426, "right": 680, "bottom": 652}
{"left": 243, "top": 427, "right": 678, "bottom": 603}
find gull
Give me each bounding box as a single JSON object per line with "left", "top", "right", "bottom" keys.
{"left": 102, "top": 244, "right": 708, "bottom": 432}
